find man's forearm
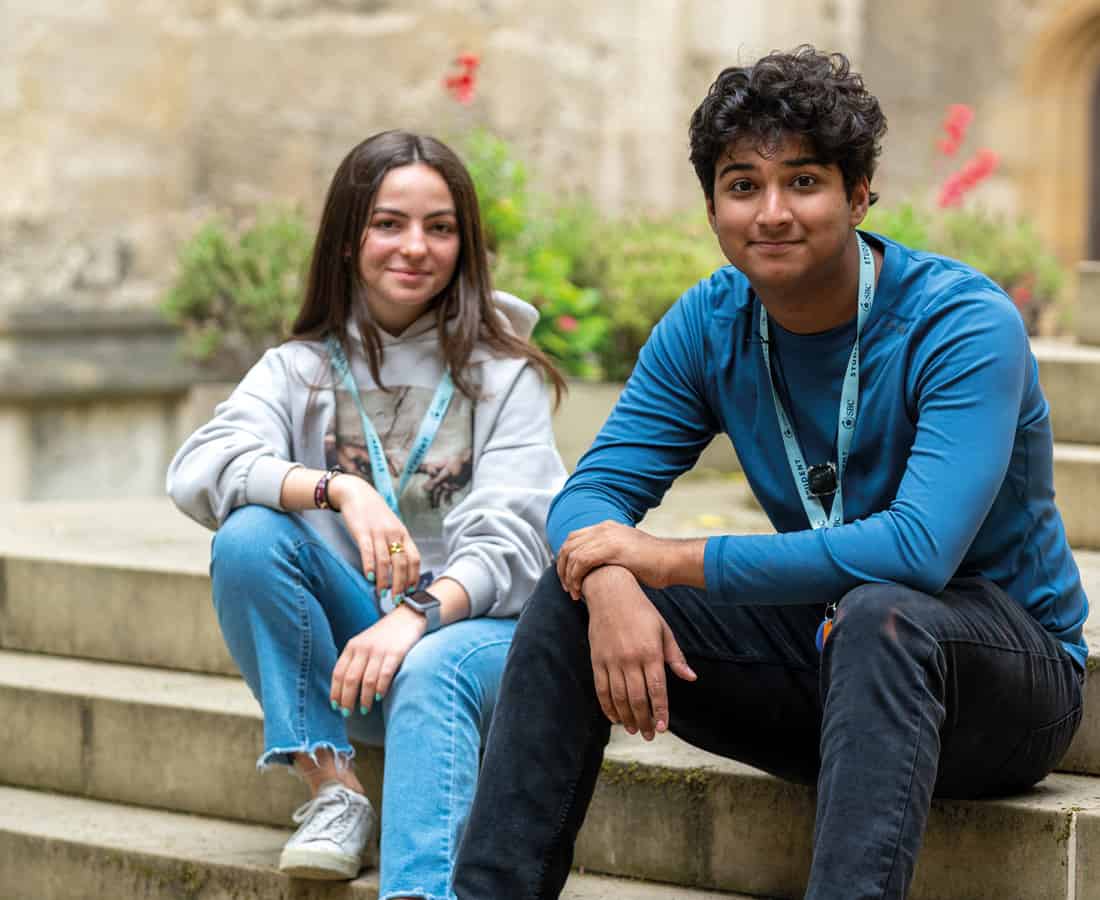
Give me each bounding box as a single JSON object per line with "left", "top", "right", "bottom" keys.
{"left": 577, "top": 537, "right": 709, "bottom": 598}
{"left": 661, "top": 538, "right": 708, "bottom": 589}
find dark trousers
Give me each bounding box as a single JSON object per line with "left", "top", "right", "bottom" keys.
{"left": 452, "top": 569, "right": 1084, "bottom": 900}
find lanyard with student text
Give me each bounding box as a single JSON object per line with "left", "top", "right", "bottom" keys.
{"left": 758, "top": 234, "right": 875, "bottom": 531}
{"left": 326, "top": 335, "right": 455, "bottom": 517}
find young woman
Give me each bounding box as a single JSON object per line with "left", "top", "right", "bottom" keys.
{"left": 167, "top": 130, "right": 567, "bottom": 898}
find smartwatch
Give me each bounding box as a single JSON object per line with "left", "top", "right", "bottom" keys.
{"left": 402, "top": 588, "right": 442, "bottom": 634}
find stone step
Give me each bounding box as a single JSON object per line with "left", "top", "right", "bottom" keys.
{"left": 1, "top": 651, "right": 1098, "bottom": 899}
{"left": 0, "top": 786, "right": 751, "bottom": 900}
{"left": 1060, "top": 551, "right": 1100, "bottom": 775}
{"left": 0, "top": 649, "right": 363, "bottom": 829}
{"left": 0, "top": 493, "right": 772, "bottom": 680}
{"left": 1034, "top": 339, "right": 1100, "bottom": 445}
{"left": 584, "top": 733, "right": 1100, "bottom": 900}
{"left": 1054, "top": 442, "right": 1100, "bottom": 549}
{"left": 3, "top": 501, "right": 1100, "bottom": 775}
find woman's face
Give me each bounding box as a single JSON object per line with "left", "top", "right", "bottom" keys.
{"left": 358, "top": 162, "right": 461, "bottom": 335}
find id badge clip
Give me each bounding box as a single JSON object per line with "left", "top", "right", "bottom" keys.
{"left": 815, "top": 601, "right": 839, "bottom": 654}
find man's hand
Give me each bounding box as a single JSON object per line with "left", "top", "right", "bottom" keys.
{"left": 584, "top": 566, "right": 697, "bottom": 741}
{"left": 558, "top": 521, "right": 703, "bottom": 599}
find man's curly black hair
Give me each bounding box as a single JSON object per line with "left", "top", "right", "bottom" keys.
{"left": 689, "top": 46, "right": 887, "bottom": 205}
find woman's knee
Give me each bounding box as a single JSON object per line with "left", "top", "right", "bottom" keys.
{"left": 209, "top": 506, "right": 311, "bottom": 621}
{"left": 389, "top": 620, "right": 513, "bottom": 718}
{"left": 211, "top": 505, "right": 298, "bottom": 579}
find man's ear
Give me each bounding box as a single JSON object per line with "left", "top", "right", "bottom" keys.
{"left": 705, "top": 196, "right": 718, "bottom": 233}
{"left": 849, "top": 176, "right": 871, "bottom": 227}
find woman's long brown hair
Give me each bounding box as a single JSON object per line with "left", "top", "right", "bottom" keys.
{"left": 291, "top": 130, "right": 565, "bottom": 407}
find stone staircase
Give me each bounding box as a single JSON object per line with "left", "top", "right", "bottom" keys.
{"left": 2, "top": 338, "right": 1100, "bottom": 899}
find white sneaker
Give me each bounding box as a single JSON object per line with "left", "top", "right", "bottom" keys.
{"left": 278, "top": 781, "right": 376, "bottom": 880}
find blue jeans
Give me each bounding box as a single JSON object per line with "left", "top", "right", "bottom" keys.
{"left": 211, "top": 505, "right": 514, "bottom": 900}
{"left": 453, "top": 569, "right": 1084, "bottom": 899}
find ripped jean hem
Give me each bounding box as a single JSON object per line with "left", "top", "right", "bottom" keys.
{"left": 256, "top": 740, "right": 356, "bottom": 773}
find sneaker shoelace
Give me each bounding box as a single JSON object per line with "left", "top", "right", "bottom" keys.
{"left": 291, "top": 789, "right": 359, "bottom": 843}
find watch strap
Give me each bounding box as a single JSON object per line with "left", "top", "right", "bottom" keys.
{"left": 403, "top": 589, "right": 442, "bottom": 634}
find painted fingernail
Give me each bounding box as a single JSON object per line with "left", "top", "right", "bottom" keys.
{"left": 340, "top": 707, "right": 350, "bottom": 718}
{"left": 360, "top": 706, "right": 368, "bottom": 715}
{"left": 366, "top": 571, "right": 376, "bottom": 583}
{"left": 374, "top": 693, "right": 383, "bottom": 702}
{"left": 330, "top": 699, "right": 339, "bottom": 711}
{"left": 395, "top": 593, "right": 405, "bottom": 604}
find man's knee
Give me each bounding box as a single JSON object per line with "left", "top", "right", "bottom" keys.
{"left": 831, "top": 581, "right": 934, "bottom": 650}
{"left": 504, "top": 566, "right": 591, "bottom": 671}
{"left": 517, "top": 565, "right": 585, "bottom": 630}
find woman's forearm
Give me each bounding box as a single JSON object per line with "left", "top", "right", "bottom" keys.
{"left": 427, "top": 576, "right": 471, "bottom": 625}
{"left": 280, "top": 466, "right": 345, "bottom": 511}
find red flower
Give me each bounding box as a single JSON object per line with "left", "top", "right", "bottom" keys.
{"left": 937, "top": 149, "right": 999, "bottom": 208}
{"left": 444, "top": 72, "right": 476, "bottom": 104}
{"left": 938, "top": 104, "right": 974, "bottom": 157}
{"left": 558, "top": 315, "right": 579, "bottom": 333}
{"left": 443, "top": 54, "right": 480, "bottom": 104}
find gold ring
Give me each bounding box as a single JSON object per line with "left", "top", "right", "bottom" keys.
{"left": 388, "top": 541, "right": 405, "bottom": 555}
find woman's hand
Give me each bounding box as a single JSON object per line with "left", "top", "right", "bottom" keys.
{"left": 330, "top": 605, "right": 427, "bottom": 714}
{"left": 328, "top": 474, "right": 421, "bottom": 598}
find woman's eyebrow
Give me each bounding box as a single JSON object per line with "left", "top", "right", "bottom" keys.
{"left": 371, "top": 207, "right": 456, "bottom": 218}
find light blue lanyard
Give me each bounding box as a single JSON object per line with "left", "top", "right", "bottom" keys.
{"left": 758, "top": 235, "right": 876, "bottom": 530}
{"left": 327, "top": 335, "right": 456, "bottom": 517}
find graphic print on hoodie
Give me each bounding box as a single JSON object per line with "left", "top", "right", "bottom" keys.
{"left": 324, "top": 382, "right": 474, "bottom": 539}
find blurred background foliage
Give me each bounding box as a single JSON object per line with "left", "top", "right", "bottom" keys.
{"left": 162, "top": 127, "right": 1064, "bottom": 381}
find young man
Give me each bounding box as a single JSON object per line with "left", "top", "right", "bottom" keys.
{"left": 452, "top": 47, "right": 1088, "bottom": 900}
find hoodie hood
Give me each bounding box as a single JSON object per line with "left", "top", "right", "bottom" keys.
{"left": 490, "top": 290, "right": 538, "bottom": 340}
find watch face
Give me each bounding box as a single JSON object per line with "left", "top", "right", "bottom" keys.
{"left": 406, "top": 589, "right": 440, "bottom": 609}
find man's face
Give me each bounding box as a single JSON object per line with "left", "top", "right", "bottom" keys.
{"left": 706, "top": 134, "right": 870, "bottom": 293}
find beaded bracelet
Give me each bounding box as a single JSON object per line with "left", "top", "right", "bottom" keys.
{"left": 314, "top": 467, "right": 343, "bottom": 510}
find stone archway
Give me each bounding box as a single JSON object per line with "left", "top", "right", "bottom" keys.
{"left": 1019, "top": 1, "right": 1100, "bottom": 266}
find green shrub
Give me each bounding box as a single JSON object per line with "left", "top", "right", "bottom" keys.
{"left": 866, "top": 201, "right": 1063, "bottom": 334}
{"left": 162, "top": 127, "right": 1066, "bottom": 382}
{"left": 862, "top": 202, "right": 933, "bottom": 251}
{"left": 461, "top": 130, "right": 612, "bottom": 377}
{"left": 460, "top": 132, "right": 723, "bottom": 379}
{"left": 593, "top": 215, "right": 725, "bottom": 381}
{"left": 161, "top": 208, "right": 310, "bottom": 374}
{"left": 461, "top": 128, "right": 529, "bottom": 251}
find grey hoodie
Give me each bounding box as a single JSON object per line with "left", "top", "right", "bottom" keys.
{"left": 166, "top": 292, "right": 566, "bottom": 618}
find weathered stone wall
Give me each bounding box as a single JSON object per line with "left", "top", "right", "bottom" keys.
{"left": 2, "top": 0, "right": 1098, "bottom": 313}
{"left": 1, "top": 0, "right": 862, "bottom": 313}
{"left": 859, "top": 0, "right": 1095, "bottom": 264}
{"left": 8, "top": 0, "right": 1100, "bottom": 503}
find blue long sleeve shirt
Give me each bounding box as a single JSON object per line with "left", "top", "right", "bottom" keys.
{"left": 547, "top": 232, "right": 1089, "bottom": 667}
